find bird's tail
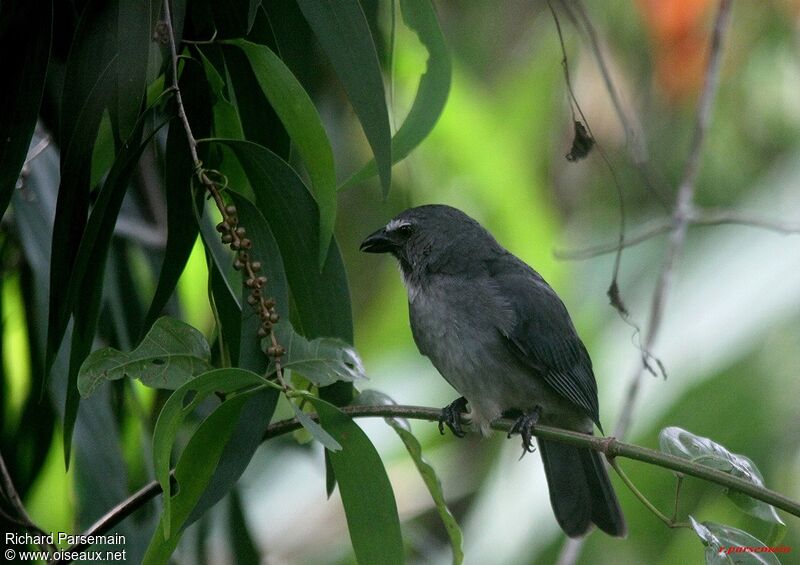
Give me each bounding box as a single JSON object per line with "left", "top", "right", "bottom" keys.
{"left": 537, "top": 438, "right": 627, "bottom": 538}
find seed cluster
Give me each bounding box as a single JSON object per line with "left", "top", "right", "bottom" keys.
{"left": 216, "top": 203, "right": 285, "bottom": 358}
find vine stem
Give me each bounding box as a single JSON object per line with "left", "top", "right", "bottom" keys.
{"left": 58, "top": 403, "right": 800, "bottom": 563}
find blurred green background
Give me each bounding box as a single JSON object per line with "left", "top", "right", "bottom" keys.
{"left": 6, "top": 0, "right": 800, "bottom": 563}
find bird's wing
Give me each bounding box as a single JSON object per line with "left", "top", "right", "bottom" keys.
{"left": 490, "top": 257, "right": 601, "bottom": 428}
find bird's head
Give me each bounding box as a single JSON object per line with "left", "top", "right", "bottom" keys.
{"left": 360, "top": 205, "right": 497, "bottom": 276}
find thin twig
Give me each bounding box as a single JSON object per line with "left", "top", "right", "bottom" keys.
{"left": 560, "top": 0, "right": 670, "bottom": 208}
{"left": 556, "top": 2, "right": 734, "bottom": 562}
{"left": 555, "top": 209, "right": 800, "bottom": 260}
{"left": 610, "top": 458, "right": 690, "bottom": 529}
{"left": 0, "top": 451, "right": 57, "bottom": 554}
{"left": 614, "top": 0, "right": 733, "bottom": 439}
{"left": 57, "top": 402, "right": 800, "bottom": 563}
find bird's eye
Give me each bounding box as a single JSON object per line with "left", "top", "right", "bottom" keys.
{"left": 397, "top": 224, "right": 413, "bottom": 236}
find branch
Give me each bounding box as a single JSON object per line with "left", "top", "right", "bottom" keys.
{"left": 554, "top": 208, "right": 800, "bottom": 260}
{"left": 59, "top": 403, "right": 800, "bottom": 563}
{"left": 613, "top": 0, "right": 733, "bottom": 439}
{"left": 0, "top": 451, "right": 56, "bottom": 554}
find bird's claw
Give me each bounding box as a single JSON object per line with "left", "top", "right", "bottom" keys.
{"left": 438, "top": 397, "right": 469, "bottom": 438}
{"left": 507, "top": 406, "right": 542, "bottom": 455}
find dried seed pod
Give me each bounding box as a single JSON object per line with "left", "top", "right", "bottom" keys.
{"left": 257, "top": 327, "right": 268, "bottom": 338}
{"left": 251, "top": 288, "right": 261, "bottom": 298}
{"left": 257, "top": 276, "right": 267, "bottom": 285}
{"left": 264, "top": 298, "right": 276, "bottom": 309}
{"left": 247, "top": 295, "right": 258, "bottom": 306}
{"left": 221, "top": 234, "right": 233, "bottom": 244}
{"left": 216, "top": 222, "right": 229, "bottom": 233}
{"left": 228, "top": 215, "right": 238, "bottom": 226}
{"left": 240, "top": 238, "right": 252, "bottom": 249}
{"left": 251, "top": 261, "right": 262, "bottom": 271}
{"left": 235, "top": 227, "right": 247, "bottom": 237}
{"left": 269, "top": 312, "right": 280, "bottom": 323}
{"left": 230, "top": 240, "right": 240, "bottom": 250}
{"left": 233, "top": 259, "right": 244, "bottom": 270}
{"left": 238, "top": 251, "right": 249, "bottom": 262}
{"left": 225, "top": 204, "right": 237, "bottom": 216}
{"left": 245, "top": 278, "right": 256, "bottom": 288}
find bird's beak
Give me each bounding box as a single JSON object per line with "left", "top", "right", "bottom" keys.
{"left": 360, "top": 227, "right": 395, "bottom": 253}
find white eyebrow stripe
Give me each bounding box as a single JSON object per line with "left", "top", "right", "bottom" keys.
{"left": 385, "top": 219, "right": 411, "bottom": 232}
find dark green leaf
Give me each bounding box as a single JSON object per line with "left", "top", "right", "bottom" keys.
{"left": 221, "top": 40, "right": 290, "bottom": 159}
{"left": 660, "top": 427, "right": 786, "bottom": 529}
{"left": 61, "top": 105, "right": 169, "bottom": 466}
{"left": 114, "top": 0, "right": 151, "bottom": 141}
{"left": 142, "top": 59, "right": 211, "bottom": 332}
{"left": 228, "top": 488, "right": 260, "bottom": 565}
{"left": 356, "top": 390, "right": 463, "bottom": 564}
{"left": 206, "top": 139, "right": 353, "bottom": 343}
{"left": 341, "top": 0, "right": 451, "bottom": 190}
{"left": 78, "top": 317, "right": 212, "bottom": 397}
{"left": 152, "top": 368, "right": 266, "bottom": 539}
{"left": 208, "top": 0, "right": 262, "bottom": 38}
{"left": 210, "top": 261, "right": 242, "bottom": 366}
{"left": 223, "top": 40, "right": 337, "bottom": 264}
{"left": 228, "top": 192, "right": 289, "bottom": 373}
{"left": 47, "top": 0, "right": 119, "bottom": 376}
{"left": 297, "top": 0, "right": 391, "bottom": 195}
{"left": 270, "top": 321, "right": 364, "bottom": 386}
{"left": 289, "top": 400, "right": 341, "bottom": 451}
{"left": 0, "top": 0, "right": 51, "bottom": 218}
{"left": 145, "top": 387, "right": 260, "bottom": 564}
{"left": 308, "top": 397, "right": 403, "bottom": 565}
{"left": 689, "top": 517, "right": 783, "bottom": 565}
{"left": 184, "top": 388, "right": 278, "bottom": 529}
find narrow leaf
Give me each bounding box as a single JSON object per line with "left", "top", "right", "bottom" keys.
{"left": 308, "top": 397, "right": 403, "bottom": 565}
{"left": 206, "top": 139, "right": 353, "bottom": 343}
{"left": 356, "top": 390, "right": 463, "bottom": 564}
{"left": 341, "top": 0, "right": 451, "bottom": 190}
{"left": 145, "top": 389, "right": 258, "bottom": 564}
{"left": 297, "top": 0, "right": 391, "bottom": 195}
{"left": 152, "top": 368, "right": 265, "bottom": 538}
{"left": 78, "top": 317, "right": 212, "bottom": 397}
{"left": 142, "top": 59, "right": 211, "bottom": 332}
{"left": 114, "top": 0, "right": 151, "bottom": 141}
{"left": 47, "top": 0, "right": 119, "bottom": 375}
{"left": 0, "top": 0, "right": 52, "bottom": 218}
{"left": 289, "top": 401, "right": 342, "bottom": 451}
{"left": 223, "top": 40, "right": 337, "bottom": 264}
{"left": 228, "top": 192, "right": 289, "bottom": 373}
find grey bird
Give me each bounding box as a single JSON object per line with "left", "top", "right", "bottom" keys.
{"left": 360, "top": 204, "right": 626, "bottom": 538}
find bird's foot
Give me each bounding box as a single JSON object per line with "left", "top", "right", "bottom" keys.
{"left": 507, "top": 406, "right": 542, "bottom": 455}
{"left": 438, "top": 397, "right": 469, "bottom": 437}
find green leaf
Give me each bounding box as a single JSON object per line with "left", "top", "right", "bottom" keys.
{"left": 289, "top": 400, "right": 341, "bottom": 451}
{"left": 145, "top": 388, "right": 260, "bottom": 564}
{"left": 205, "top": 139, "right": 353, "bottom": 343}
{"left": 61, "top": 103, "right": 170, "bottom": 467}
{"left": 308, "top": 397, "right": 403, "bottom": 565}
{"left": 114, "top": 0, "right": 151, "bottom": 141}
{"left": 296, "top": 0, "right": 391, "bottom": 195}
{"left": 270, "top": 321, "right": 364, "bottom": 387}
{"left": 47, "top": 0, "right": 119, "bottom": 376}
{"left": 0, "top": 0, "right": 51, "bottom": 218}
{"left": 228, "top": 191, "right": 289, "bottom": 374}
{"left": 142, "top": 60, "right": 211, "bottom": 332}
{"left": 689, "top": 517, "right": 784, "bottom": 565}
{"left": 356, "top": 390, "right": 463, "bottom": 564}
{"left": 228, "top": 488, "right": 261, "bottom": 565}
{"left": 78, "top": 317, "right": 212, "bottom": 397}
{"left": 184, "top": 388, "right": 278, "bottom": 529}
{"left": 660, "top": 427, "right": 786, "bottom": 530}
{"left": 223, "top": 40, "right": 337, "bottom": 264}
{"left": 340, "top": 0, "right": 451, "bottom": 190}
{"left": 152, "top": 368, "right": 265, "bottom": 539}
